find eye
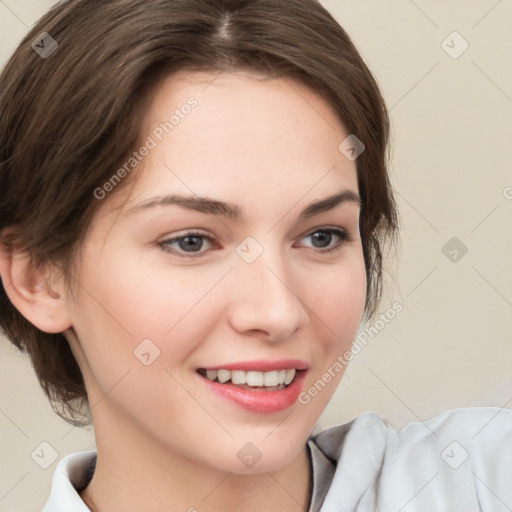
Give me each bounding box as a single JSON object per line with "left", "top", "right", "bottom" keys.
{"left": 158, "top": 227, "right": 353, "bottom": 259}
{"left": 158, "top": 230, "right": 216, "bottom": 258}
{"left": 296, "top": 227, "right": 352, "bottom": 254}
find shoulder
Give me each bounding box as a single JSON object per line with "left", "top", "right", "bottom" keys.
{"left": 379, "top": 407, "right": 512, "bottom": 511}
{"left": 394, "top": 405, "right": 512, "bottom": 442}
{"left": 311, "top": 406, "right": 512, "bottom": 459}
{"left": 385, "top": 406, "right": 512, "bottom": 471}
{"left": 311, "top": 407, "right": 512, "bottom": 512}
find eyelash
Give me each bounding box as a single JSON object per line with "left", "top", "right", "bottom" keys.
{"left": 158, "top": 227, "right": 353, "bottom": 259}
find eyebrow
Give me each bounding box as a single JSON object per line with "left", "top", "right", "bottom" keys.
{"left": 126, "top": 189, "right": 361, "bottom": 221}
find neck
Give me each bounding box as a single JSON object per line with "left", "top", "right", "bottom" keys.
{"left": 80, "top": 409, "right": 312, "bottom": 512}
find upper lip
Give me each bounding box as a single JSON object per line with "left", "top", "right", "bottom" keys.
{"left": 198, "top": 359, "right": 309, "bottom": 372}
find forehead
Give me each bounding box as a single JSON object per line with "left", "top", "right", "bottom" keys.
{"left": 145, "top": 69, "right": 347, "bottom": 146}
{"left": 101, "top": 70, "right": 358, "bottom": 219}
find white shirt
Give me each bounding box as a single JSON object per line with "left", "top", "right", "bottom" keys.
{"left": 42, "top": 407, "right": 512, "bottom": 511}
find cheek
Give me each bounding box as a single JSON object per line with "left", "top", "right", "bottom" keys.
{"left": 307, "top": 249, "right": 367, "bottom": 340}
{"left": 296, "top": 252, "right": 366, "bottom": 414}
{"left": 69, "top": 252, "right": 230, "bottom": 369}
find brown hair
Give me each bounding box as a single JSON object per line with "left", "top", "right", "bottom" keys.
{"left": 0, "top": 0, "right": 399, "bottom": 426}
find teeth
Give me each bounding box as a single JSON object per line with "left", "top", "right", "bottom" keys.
{"left": 231, "top": 370, "right": 246, "bottom": 385}
{"left": 202, "top": 368, "right": 297, "bottom": 387}
{"left": 264, "top": 371, "right": 279, "bottom": 387}
{"left": 206, "top": 369, "right": 218, "bottom": 381}
{"left": 217, "top": 369, "right": 230, "bottom": 383}
{"left": 246, "top": 371, "right": 263, "bottom": 386}
{"left": 284, "top": 369, "right": 295, "bottom": 385}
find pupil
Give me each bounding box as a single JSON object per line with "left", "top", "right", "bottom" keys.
{"left": 179, "top": 236, "right": 203, "bottom": 252}
{"left": 312, "top": 231, "right": 331, "bottom": 248}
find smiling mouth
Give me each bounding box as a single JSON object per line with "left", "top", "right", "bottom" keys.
{"left": 197, "top": 368, "right": 299, "bottom": 390}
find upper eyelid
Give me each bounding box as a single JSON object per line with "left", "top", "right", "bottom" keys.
{"left": 161, "top": 225, "right": 348, "bottom": 241}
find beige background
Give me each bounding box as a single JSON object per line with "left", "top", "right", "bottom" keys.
{"left": 1, "top": 0, "right": 511, "bottom": 510}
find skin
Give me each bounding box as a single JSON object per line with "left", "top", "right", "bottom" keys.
{"left": 0, "top": 71, "right": 367, "bottom": 512}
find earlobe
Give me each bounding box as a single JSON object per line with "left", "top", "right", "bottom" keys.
{"left": 0, "top": 229, "right": 72, "bottom": 334}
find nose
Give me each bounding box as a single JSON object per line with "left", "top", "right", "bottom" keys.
{"left": 227, "top": 248, "right": 308, "bottom": 342}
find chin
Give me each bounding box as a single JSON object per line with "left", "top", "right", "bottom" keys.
{"left": 210, "top": 434, "right": 308, "bottom": 475}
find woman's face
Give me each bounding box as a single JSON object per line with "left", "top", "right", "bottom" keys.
{"left": 65, "top": 70, "right": 367, "bottom": 473}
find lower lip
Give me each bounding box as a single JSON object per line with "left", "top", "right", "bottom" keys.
{"left": 198, "top": 371, "right": 308, "bottom": 413}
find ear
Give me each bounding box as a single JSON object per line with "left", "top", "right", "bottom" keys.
{"left": 0, "top": 228, "right": 72, "bottom": 334}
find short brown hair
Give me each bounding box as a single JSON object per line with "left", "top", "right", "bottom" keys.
{"left": 0, "top": 0, "right": 399, "bottom": 426}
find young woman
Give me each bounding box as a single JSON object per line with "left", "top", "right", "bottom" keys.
{"left": 0, "top": 1, "right": 510, "bottom": 511}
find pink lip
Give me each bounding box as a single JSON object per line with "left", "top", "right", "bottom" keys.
{"left": 197, "top": 369, "right": 308, "bottom": 413}
{"left": 199, "top": 359, "right": 309, "bottom": 372}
